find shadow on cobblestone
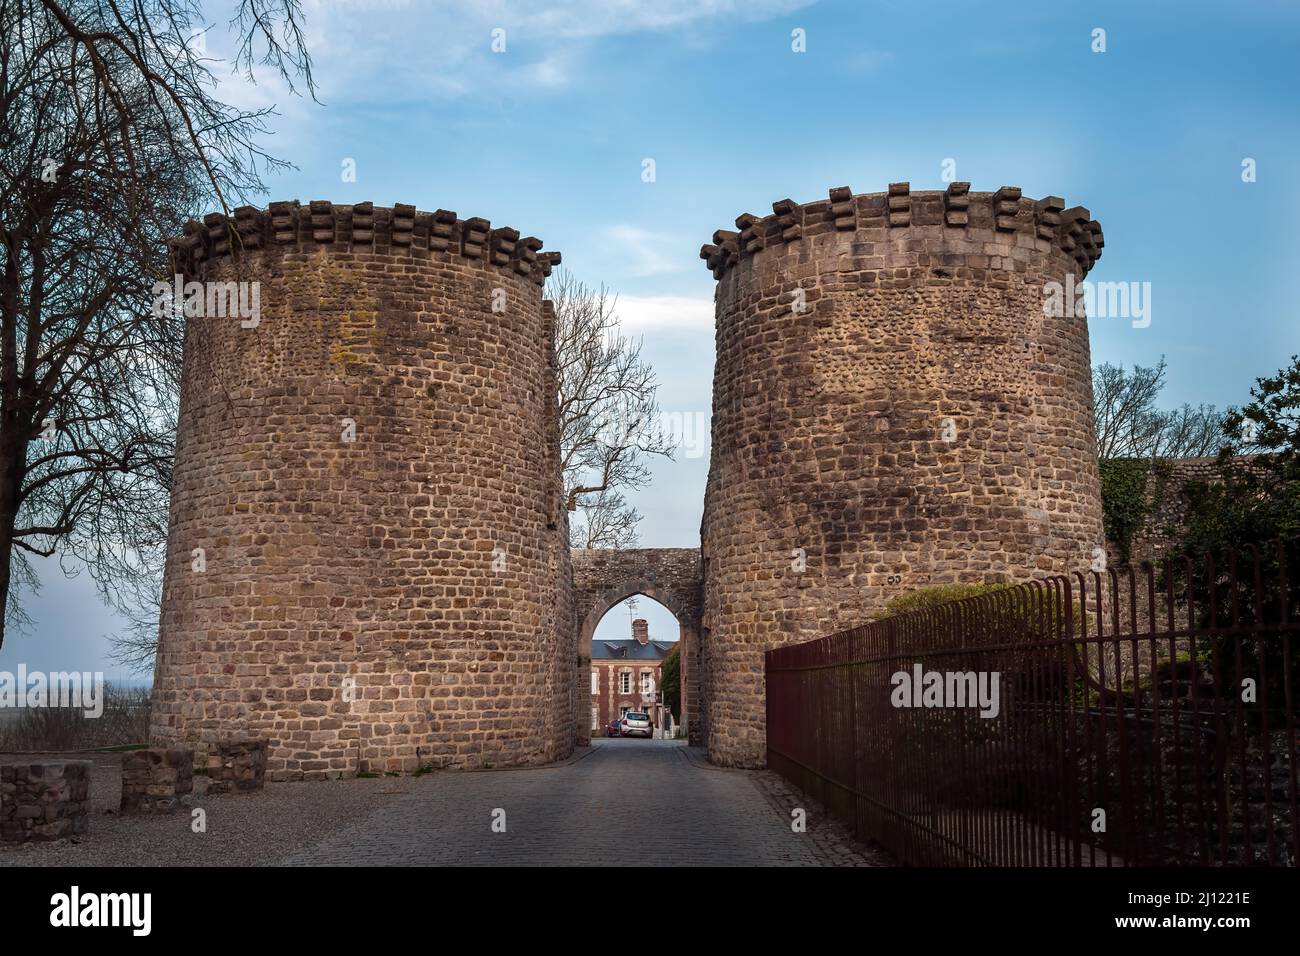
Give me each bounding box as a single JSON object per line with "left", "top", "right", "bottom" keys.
{"left": 2, "top": 739, "right": 895, "bottom": 866}
{"left": 289, "top": 739, "right": 889, "bottom": 866}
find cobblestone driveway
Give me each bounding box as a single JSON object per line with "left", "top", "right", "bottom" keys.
{"left": 286, "top": 739, "right": 875, "bottom": 866}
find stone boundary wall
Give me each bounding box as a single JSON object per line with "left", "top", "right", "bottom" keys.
{"left": 1108, "top": 455, "right": 1265, "bottom": 566}
{"left": 206, "top": 739, "right": 267, "bottom": 795}
{"left": 120, "top": 748, "right": 194, "bottom": 813}
{"left": 1, "top": 761, "right": 90, "bottom": 842}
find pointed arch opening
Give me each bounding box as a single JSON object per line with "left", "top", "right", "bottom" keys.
{"left": 571, "top": 549, "right": 704, "bottom": 749}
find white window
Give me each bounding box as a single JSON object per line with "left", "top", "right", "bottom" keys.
{"left": 591, "top": 706, "right": 599, "bottom": 729}
{"left": 591, "top": 670, "right": 599, "bottom": 694}
{"left": 640, "top": 671, "right": 653, "bottom": 695}
{"left": 619, "top": 671, "right": 631, "bottom": 694}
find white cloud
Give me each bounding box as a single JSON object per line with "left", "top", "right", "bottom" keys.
{"left": 525, "top": 53, "right": 574, "bottom": 89}
{"left": 606, "top": 226, "right": 690, "bottom": 277}
{"left": 494, "top": 0, "right": 816, "bottom": 41}
{"left": 616, "top": 295, "right": 714, "bottom": 330}
{"left": 842, "top": 50, "right": 895, "bottom": 73}
{"left": 203, "top": 0, "right": 818, "bottom": 108}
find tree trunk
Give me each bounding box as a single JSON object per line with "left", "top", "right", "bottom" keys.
{"left": 0, "top": 426, "right": 26, "bottom": 651}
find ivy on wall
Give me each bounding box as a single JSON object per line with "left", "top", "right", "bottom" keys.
{"left": 1099, "top": 457, "right": 1172, "bottom": 562}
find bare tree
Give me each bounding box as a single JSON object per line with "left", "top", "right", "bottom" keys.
{"left": 1094, "top": 360, "right": 1166, "bottom": 459}
{"left": 0, "top": 0, "right": 313, "bottom": 650}
{"left": 549, "top": 268, "right": 676, "bottom": 549}
{"left": 1151, "top": 401, "right": 1231, "bottom": 458}
{"left": 1093, "top": 358, "right": 1232, "bottom": 460}
{"left": 570, "top": 488, "right": 641, "bottom": 550}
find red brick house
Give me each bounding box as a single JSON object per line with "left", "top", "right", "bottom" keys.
{"left": 590, "top": 619, "right": 674, "bottom": 733}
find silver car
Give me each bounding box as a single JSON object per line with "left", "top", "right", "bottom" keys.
{"left": 620, "top": 711, "right": 653, "bottom": 738}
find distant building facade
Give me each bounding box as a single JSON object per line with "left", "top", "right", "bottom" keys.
{"left": 590, "top": 619, "right": 674, "bottom": 732}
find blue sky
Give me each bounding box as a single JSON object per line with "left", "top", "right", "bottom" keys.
{"left": 5, "top": 0, "right": 1297, "bottom": 670}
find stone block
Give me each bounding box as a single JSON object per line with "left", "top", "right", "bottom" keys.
{"left": 0, "top": 761, "right": 91, "bottom": 842}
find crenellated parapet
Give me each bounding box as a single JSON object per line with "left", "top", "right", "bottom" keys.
{"left": 700, "top": 183, "right": 1103, "bottom": 280}
{"left": 168, "top": 200, "right": 560, "bottom": 285}
{"left": 152, "top": 197, "right": 573, "bottom": 778}
{"left": 699, "top": 178, "right": 1107, "bottom": 768}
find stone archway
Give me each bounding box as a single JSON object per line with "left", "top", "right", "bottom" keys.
{"left": 571, "top": 549, "right": 703, "bottom": 747}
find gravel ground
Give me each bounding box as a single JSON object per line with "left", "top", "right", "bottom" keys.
{"left": 0, "top": 773, "right": 421, "bottom": 867}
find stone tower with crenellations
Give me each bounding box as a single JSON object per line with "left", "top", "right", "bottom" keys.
{"left": 151, "top": 179, "right": 1107, "bottom": 775}
{"left": 149, "top": 200, "right": 573, "bottom": 777}
{"left": 698, "top": 183, "right": 1106, "bottom": 767}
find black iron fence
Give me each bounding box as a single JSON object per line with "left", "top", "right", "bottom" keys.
{"left": 765, "top": 543, "right": 1299, "bottom": 866}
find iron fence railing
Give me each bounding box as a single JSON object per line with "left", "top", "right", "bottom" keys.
{"left": 765, "top": 543, "right": 1299, "bottom": 866}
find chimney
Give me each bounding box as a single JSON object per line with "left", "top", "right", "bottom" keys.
{"left": 632, "top": 618, "right": 649, "bottom": 645}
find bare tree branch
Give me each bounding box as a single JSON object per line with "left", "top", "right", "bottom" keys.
{"left": 1093, "top": 358, "right": 1236, "bottom": 461}
{"left": 548, "top": 268, "right": 676, "bottom": 549}
{"left": 0, "top": 0, "right": 313, "bottom": 652}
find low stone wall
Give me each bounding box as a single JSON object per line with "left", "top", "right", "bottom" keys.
{"left": 206, "top": 739, "right": 267, "bottom": 795}
{"left": 0, "top": 761, "right": 90, "bottom": 842}
{"left": 1106, "top": 455, "right": 1266, "bottom": 567}
{"left": 120, "top": 748, "right": 193, "bottom": 813}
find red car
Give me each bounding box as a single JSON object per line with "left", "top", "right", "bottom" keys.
{"left": 605, "top": 717, "right": 621, "bottom": 737}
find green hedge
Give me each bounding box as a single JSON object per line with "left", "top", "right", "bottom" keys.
{"left": 877, "top": 581, "right": 1015, "bottom": 619}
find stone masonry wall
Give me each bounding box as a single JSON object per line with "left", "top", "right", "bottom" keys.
{"left": 120, "top": 748, "right": 194, "bottom": 813}
{"left": 1, "top": 761, "right": 90, "bottom": 841}
{"left": 571, "top": 548, "right": 703, "bottom": 746}
{"left": 699, "top": 183, "right": 1107, "bottom": 767}
{"left": 150, "top": 201, "right": 573, "bottom": 777}
{"left": 1106, "top": 455, "right": 1264, "bottom": 567}
{"left": 205, "top": 739, "right": 267, "bottom": 795}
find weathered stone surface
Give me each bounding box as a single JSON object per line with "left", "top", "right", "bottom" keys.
{"left": 205, "top": 739, "right": 268, "bottom": 794}
{"left": 0, "top": 761, "right": 90, "bottom": 842}
{"left": 150, "top": 201, "right": 573, "bottom": 779}
{"left": 151, "top": 183, "right": 1115, "bottom": 776}
{"left": 699, "top": 185, "right": 1107, "bottom": 768}
{"left": 120, "top": 748, "right": 194, "bottom": 813}
{"left": 1105, "top": 455, "right": 1264, "bottom": 567}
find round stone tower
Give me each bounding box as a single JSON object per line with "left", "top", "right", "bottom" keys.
{"left": 699, "top": 182, "right": 1106, "bottom": 767}
{"left": 150, "top": 200, "right": 572, "bottom": 777}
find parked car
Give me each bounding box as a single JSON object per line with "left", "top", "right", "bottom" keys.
{"left": 620, "top": 712, "right": 653, "bottom": 739}
{"left": 605, "top": 717, "right": 622, "bottom": 737}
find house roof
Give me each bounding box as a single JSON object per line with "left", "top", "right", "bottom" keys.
{"left": 590, "top": 638, "right": 675, "bottom": 661}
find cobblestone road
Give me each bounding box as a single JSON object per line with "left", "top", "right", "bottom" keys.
{"left": 285, "top": 739, "right": 878, "bottom": 866}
